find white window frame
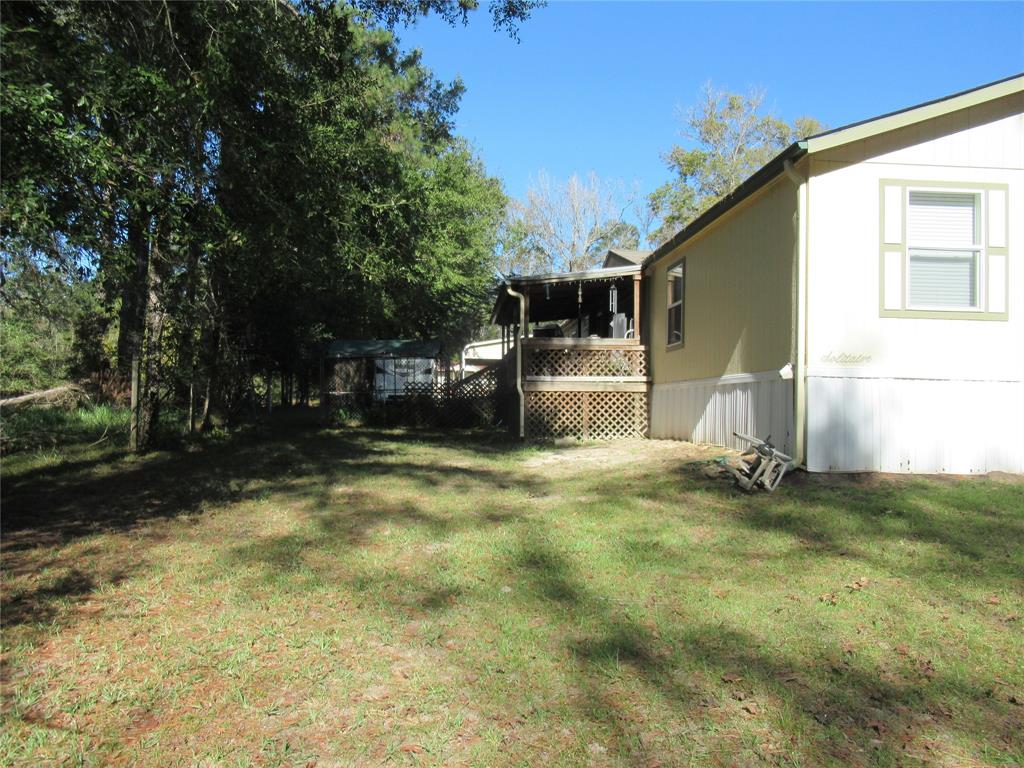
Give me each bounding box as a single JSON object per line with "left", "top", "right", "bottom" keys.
{"left": 904, "top": 187, "right": 985, "bottom": 312}
{"left": 666, "top": 259, "right": 684, "bottom": 347}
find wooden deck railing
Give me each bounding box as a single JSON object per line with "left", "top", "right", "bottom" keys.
{"left": 522, "top": 338, "right": 647, "bottom": 380}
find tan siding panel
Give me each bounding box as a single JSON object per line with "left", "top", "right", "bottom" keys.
{"left": 647, "top": 177, "right": 797, "bottom": 385}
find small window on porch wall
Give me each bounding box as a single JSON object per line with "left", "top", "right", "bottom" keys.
{"left": 667, "top": 260, "right": 684, "bottom": 346}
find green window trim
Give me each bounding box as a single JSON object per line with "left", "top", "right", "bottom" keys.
{"left": 878, "top": 179, "right": 1010, "bottom": 321}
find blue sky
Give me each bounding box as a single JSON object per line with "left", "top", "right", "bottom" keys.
{"left": 398, "top": 1, "right": 1024, "bottom": 202}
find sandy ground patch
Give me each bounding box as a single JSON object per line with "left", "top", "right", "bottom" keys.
{"left": 523, "top": 438, "right": 730, "bottom": 477}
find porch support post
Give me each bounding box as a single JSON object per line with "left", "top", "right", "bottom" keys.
{"left": 632, "top": 274, "right": 642, "bottom": 341}
{"left": 505, "top": 286, "right": 526, "bottom": 439}
{"left": 576, "top": 281, "right": 583, "bottom": 338}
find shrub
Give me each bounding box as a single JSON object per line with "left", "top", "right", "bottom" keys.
{"left": 0, "top": 404, "right": 130, "bottom": 453}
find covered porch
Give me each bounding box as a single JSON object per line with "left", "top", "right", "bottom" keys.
{"left": 491, "top": 265, "right": 649, "bottom": 440}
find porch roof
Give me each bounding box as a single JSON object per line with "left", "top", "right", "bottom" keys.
{"left": 491, "top": 265, "right": 640, "bottom": 326}
{"left": 325, "top": 339, "right": 441, "bottom": 360}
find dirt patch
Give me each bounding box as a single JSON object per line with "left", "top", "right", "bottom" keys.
{"left": 523, "top": 439, "right": 729, "bottom": 477}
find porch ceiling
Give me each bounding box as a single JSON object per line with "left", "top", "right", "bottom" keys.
{"left": 492, "top": 266, "right": 640, "bottom": 326}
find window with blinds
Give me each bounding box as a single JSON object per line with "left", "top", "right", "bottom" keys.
{"left": 906, "top": 190, "right": 981, "bottom": 309}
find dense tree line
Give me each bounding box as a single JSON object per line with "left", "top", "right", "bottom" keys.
{"left": 2, "top": 0, "right": 535, "bottom": 448}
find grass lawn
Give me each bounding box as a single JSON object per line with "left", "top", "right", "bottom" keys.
{"left": 2, "top": 412, "right": 1022, "bottom": 767}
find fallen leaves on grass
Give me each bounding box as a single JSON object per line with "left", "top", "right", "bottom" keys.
{"left": 867, "top": 720, "right": 887, "bottom": 734}
{"left": 400, "top": 743, "right": 426, "bottom": 754}
{"left": 359, "top": 686, "right": 391, "bottom": 702}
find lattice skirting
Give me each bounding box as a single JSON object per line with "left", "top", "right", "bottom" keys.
{"left": 525, "top": 390, "right": 648, "bottom": 440}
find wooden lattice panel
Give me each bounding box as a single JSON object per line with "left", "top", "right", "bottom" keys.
{"left": 584, "top": 390, "right": 649, "bottom": 440}
{"left": 403, "top": 382, "right": 445, "bottom": 399}
{"left": 526, "top": 348, "right": 646, "bottom": 378}
{"left": 452, "top": 366, "right": 498, "bottom": 400}
{"left": 526, "top": 390, "right": 648, "bottom": 440}
{"left": 399, "top": 373, "right": 500, "bottom": 429}
{"left": 526, "top": 391, "right": 584, "bottom": 438}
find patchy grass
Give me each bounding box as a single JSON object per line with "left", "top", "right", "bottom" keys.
{"left": 2, "top": 412, "right": 1022, "bottom": 767}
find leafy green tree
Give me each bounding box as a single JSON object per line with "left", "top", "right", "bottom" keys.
{"left": 392, "top": 142, "right": 507, "bottom": 347}
{"left": 0, "top": 257, "right": 109, "bottom": 396}
{"left": 649, "top": 83, "right": 823, "bottom": 245}
{"left": 2, "top": 0, "right": 528, "bottom": 446}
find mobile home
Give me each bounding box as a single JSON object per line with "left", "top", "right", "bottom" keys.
{"left": 643, "top": 74, "right": 1023, "bottom": 473}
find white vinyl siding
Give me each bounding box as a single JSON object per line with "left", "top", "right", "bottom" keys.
{"left": 905, "top": 190, "right": 981, "bottom": 310}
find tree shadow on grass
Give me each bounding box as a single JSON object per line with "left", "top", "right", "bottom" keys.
{"left": 1, "top": 566, "right": 133, "bottom": 632}
{"left": 509, "top": 525, "right": 1023, "bottom": 766}
{"left": 2, "top": 420, "right": 527, "bottom": 541}
{"left": 0, "top": 412, "right": 529, "bottom": 631}
{"left": 225, "top": 460, "right": 543, "bottom": 594}
{"left": 628, "top": 461, "right": 1024, "bottom": 594}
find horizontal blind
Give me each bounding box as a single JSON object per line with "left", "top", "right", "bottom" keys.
{"left": 908, "top": 250, "right": 978, "bottom": 308}
{"left": 907, "top": 191, "right": 978, "bottom": 246}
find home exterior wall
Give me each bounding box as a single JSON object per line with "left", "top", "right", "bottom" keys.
{"left": 646, "top": 174, "right": 798, "bottom": 453}
{"left": 805, "top": 92, "right": 1024, "bottom": 472}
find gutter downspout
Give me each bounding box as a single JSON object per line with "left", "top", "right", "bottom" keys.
{"left": 505, "top": 285, "right": 526, "bottom": 439}
{"left": 783, "top": 157, "right": 808, "bottom": 468}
